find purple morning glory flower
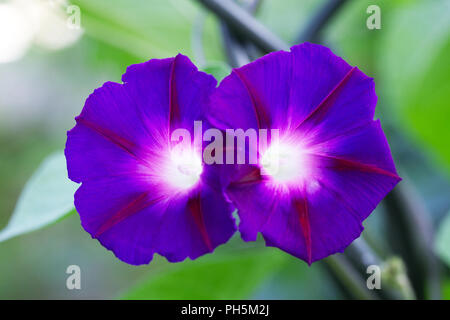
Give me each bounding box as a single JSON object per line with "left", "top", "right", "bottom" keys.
{"left": 65, "top": 54, "right": 236, "bottom": 265}
{"left": 209, "top": 43, "right": 401, "bottom": 264}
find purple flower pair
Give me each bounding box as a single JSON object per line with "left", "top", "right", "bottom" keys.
{"left": 65, "top": 43, "right": 400, "bottom": 265}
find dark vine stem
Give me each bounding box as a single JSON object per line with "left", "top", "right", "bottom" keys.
{"left": 219, "top": 22, "right": 251, "bottom": 68}
{"left": 238, "top": 0, "right": 263, "bottom": 62}
{"left": 345, "top": 238, "right": 416, "bottom": 299}
{"left": 219, "top": 0, "right": 262, "bottom": 68}
{"left": 295, "top": 0, "right": 349, "bottom": 44}
{"left": 384, "top": 180, "right": 441, "bottom": 299}
{"left": 323, "top": 255, "right": 379, "bottom": 300}
{"left": 196, "top": 0, "right": 288, "bottom": 53}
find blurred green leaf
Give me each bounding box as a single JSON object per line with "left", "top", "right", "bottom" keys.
{"left": 201, "top": 61, "right": 231, "bottom": 82}
{"left": 0, "top": 152, "right": 77, "bottom": 242}
{"left": 325, "top": 0, "right": 419, "bottom": 74}
{"left": 436, "top": 210, "right": 450, "bottom": 267}
{"left": 379, "top": 0, "right": 450, "bottom": 173}
{"left": 444, "top": 279, "right": 450, "bottom": 300}
{"left": 71, "top": 0, "right": 224, "bottom": 63}
{"left": 253, "top": 255, "right": 342, "bottom": 299}
{"left": 122, "top": 248, "right": 286, "bottom": 299}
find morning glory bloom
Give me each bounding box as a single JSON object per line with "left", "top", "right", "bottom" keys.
{"left": 209, "top": 43, "right": 401, "bottom": 264}
{"left": 65, "top": 54, "right": 236, "bottom": 265}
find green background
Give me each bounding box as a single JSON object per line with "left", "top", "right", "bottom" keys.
{"left": 0, "top": 0, "right": 449, "bottom": 299}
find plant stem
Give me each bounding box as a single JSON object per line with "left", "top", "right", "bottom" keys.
{"left": 220, "top": 22, "right": 251, "bottom": 68}
{"left": 384, "top": 180, "right": 441, "bottom": 299}
{"left": 296, "top": 0, "right": 349, "bottom": 43}
{"left": 345, "top": 238, "right": 415, "bottom": 300}
{"left": 196, "top": 0, "right": 288, "bottom": 53}
{"left": 323, "top": 255, "right": 378, "bottom": 300}
{"left": 219, "top": 0, "right": 262, "bottom": 68}
{"left": 345, "top": 238, "right": 381, "bottom": 270}
{"left": 192, "top": 11, "right": 207, "bottom": 67}
{"left": 382, "top": 257, "right": 416, "bottom": 300}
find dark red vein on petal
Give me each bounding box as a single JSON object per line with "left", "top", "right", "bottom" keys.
{"left": 295, "top": 67, "right": 356, "bottom": 131}
{"left": 187, "top": 192, "right": 213, "bottom": 252}
{"left": 228, "top": 166, "right": 265, "bottom": 189}
{"left": 233, "top": 69, "right": 271, "bottom": 129}
{"left": 315, "top": 153, "right": 400, "bottom": 179}
{"left": 293, "top": 191, "right": 312, "bottom": 265}
{"left": 310, "top": 120, "right": 373, "bottom": 147}
{"left": 94, "top": 193, "right": 164, "bottom": 238}
{"left": 168, "top": 55, "right": 181, "bottom": 139}
{"left": 77, "top": 117, "right": 137, "bottom": 157}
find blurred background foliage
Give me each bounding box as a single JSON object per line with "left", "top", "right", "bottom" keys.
{"left": 0, "top": 0, "right": 449, "bottom": 299}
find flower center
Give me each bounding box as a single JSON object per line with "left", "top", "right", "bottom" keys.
{"left": 260, "top": 142, "right": 308, "bottom": 184}
{"left": 164, "top": 146, "right": 203, "bottom": 190}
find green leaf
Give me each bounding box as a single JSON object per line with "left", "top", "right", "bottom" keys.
{"left": 443, "top": 278, "right": 450, "bottom": 300}
{"left": 0, "top": 152, "right": 77, "bottom": 242}
{"left": 201, "top": 61, "right": 231, "bottom": 83}
{"left": 71, "top": 0, "right": 225, "bottom": 63}
{"left": 122, "top": 248, "right": 287, "bottom": 300}
{"left": 324, "top": 0, "right": 419, "bottom": 74}
{"left": 435, "top": 210, "right": 450, "bottom": 268}
{"left": 379, "top": 0, "right": 450, "bottom": 173}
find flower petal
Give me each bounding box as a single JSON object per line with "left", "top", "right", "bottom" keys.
{"left": 210, "top": 43, "right": 376, "bottom": 140}
{"left": 66, "top": 54, "right": 235, "bottom": 265}
{"left": 209, "top": 50, "right": 292, "bottom": 130}
{"left": 211, "top": 43, "right": 400, "bottom": 264}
